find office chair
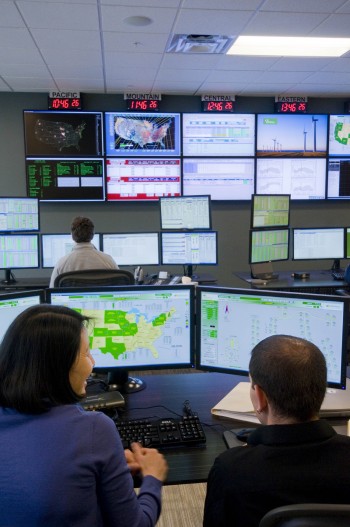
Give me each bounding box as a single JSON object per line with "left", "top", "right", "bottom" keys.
{"left": 259, "top": 503, "right": 350, "bottom": 527}
{"left": 53, "top": 269, "right": 135, "bottom": 287}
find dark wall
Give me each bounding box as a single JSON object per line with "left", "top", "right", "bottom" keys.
{"left": 1, "top": 92, "right": 349, "bottom": 285}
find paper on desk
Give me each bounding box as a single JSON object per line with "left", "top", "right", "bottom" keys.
{"left": 211, "top": 382, "right": 259, "bottom": 424}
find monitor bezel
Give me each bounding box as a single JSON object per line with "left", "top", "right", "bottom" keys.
{"left": 101, "top": 232, "right": 160, "bottom": 266}
{"left": 195, "top": 285, "right": 348, "bottom": 389}
{"left": 159, "top": 195, "right": 213, "bottom": 230}
{"left": 250, "top": 194, "right": 291, "bottom": 229}
{"left": 0, "top": 196, "right": 40, "bottom": 233}
{"left": 0, "top": 233, "right": 40, "bottom": 270}
{"left": 160, "top": 230, "right": 218, "bottom": 266}
{"left": 292, "top": 227, "right": 345, "bottom": 261}
{"left": 40, "top": 232, "right": 101, "bottom": 268}
{"left": 249, "top": 227, "right": 290, "bottom": 264}
{"left": 46, "top": 284, "right": 196, "bottom": 372}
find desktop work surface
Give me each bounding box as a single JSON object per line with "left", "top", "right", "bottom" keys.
{"left": 108, "top": 372, "right": 349, "bottom": 485}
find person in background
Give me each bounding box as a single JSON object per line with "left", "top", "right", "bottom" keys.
{"left": 0, "top": 304, "right": 168, "bottom": 527}
{"left": 203, "top": 334, "right": 350, "bottom": 527}
{"left": 49, "top": 216, "right": 118, "bottom": 287}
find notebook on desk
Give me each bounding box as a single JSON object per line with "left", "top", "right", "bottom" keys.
{"left": 212, "top": 379, "right": 350, "bottom": 423}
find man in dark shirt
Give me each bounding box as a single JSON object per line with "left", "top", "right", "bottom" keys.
{"left": 203, "top": 334, "right": 350, "bottom": 527}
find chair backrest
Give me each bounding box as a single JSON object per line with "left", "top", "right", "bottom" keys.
{"left": 259, "top": 503, "right": 350, "bottom": 527}
{"left": 53, "top": 269, "right": 135, "bottom": 287}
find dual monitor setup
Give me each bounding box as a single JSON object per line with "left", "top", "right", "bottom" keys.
{"left": 0, "top": 195, "right": 217, "bottom": 283}
{"left": 249, "top": 194, "right": 349, "bottom": 279}
{"left": 23, "top": 110, "right": 350, "bottom": 202}
{"left": 0, "top": 285, "right": 348, "bottom": 394}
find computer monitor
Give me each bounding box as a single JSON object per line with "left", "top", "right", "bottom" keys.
{"left": 196, "top": 286, "right": 348, "bottom": 389}
{"left": 26, "top": 157, "right": 105, "bottom": 202}
{"left": 0, "top": 197, "right": 39, "bottom": 232}
{"left": 105, "top": 157, "right": 181, "bottom": 201}
{"left": 101, "top": 232, "right": 160, "bottom": 266}
{"left": 0, "top": 289, "right": 45, "bottom": 343}
{"left": 104, "top": 112, "right": 181, "bottom": 157}
{"left": 249, "top": 228, "right": 290, "bottom": 264}
{"left": 292, "top": 227, "right": 345, "bottom": 270}
{"left": 256, "top": 158, "right": 327, "bottom": 200}
{"left": 327, "top": 157, "right": 350, "bottom": 199}
{"left": 41, "top": 233, "right": 101, "bottom": 268}
{"left": 46, "top": 285, "right": 195, "bottom": 393}
{"left": 182, "top": 157, "right": 255, "bottom": 200}
{"left": 160, "top": 231, "right": 218, "bottom": 278}
{"left": 160, "top": 195, "right": 212, "bottom": 230}
{"left": 23, "top": 110, "right": 104, "bottom": 157}
{"left": 0, "top": 234, "right": 39, "bottom": 284}
{"left": 328, "top": 115, "right": 350, "bottom": 156}
{"left": 182, "top": 113, "right": 255, "bottom": 156}
{"left": 251, "top": 194, "right": 290, "bottom": 228}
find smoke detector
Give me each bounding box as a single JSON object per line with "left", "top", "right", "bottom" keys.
{"left": 166, "top": 34, "right": 235, "bottom": 54}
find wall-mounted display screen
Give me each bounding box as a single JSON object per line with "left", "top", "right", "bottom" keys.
{"left": 249, "top": 228, "right": 289, "bottom": 264}
{"left": 41, "top": 233, "right": 101, "bottom": 268}
{"left": 292, "top": 227, "right": 345, "bottom": 260}
{"left": 104, "top": 112, "right": 181, "bottom": 157}
{"left": 329, "top": 115, "right": 350, "bottom": 156}
{"left": 105, "top": 158, "right": 181, "bottom": 201}
{"left": 257, "top": 114, "right": 328, "bottom": 157}
{"left": 23, "top": 110, "right": 103, "bottom": 157}
{"left": 0, "top": 197, "right": 39, "bottom": 232}
{"left": 256, "top": 158, "right": 326, "bottom": 199}
{"left": 26, "top": 158, "right": 105, "bottom": 202}
{"left": 251, "top": 194, "right": 290, "bottom": 228}
{"left": 160, "top": 195, "right": 212, "bottom": 230}
{"left": 102, "top": 232, "right": 160, "bottom": 266}
{"left": 182, "top": 157, "right": 255, "bottom": 200}
{"left": 327, "top": 157, "right": 350, "bottom": 199}
{"left": 182, "top": 113, "right": 255, "bottom": 156}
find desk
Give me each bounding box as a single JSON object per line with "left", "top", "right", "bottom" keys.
{"left": 109, "top": 372, "right": 348, "bottom": 485}
{"left": 0, "top": 277, "right": 50, "bottom": 291}
{"left": 235, "top": 269, "right": 350, "bottom": 294}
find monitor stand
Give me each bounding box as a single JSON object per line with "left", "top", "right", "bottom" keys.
{"left": 331, "top": 259, "right": 343, "bottom": 272}
{"left": 250, "top": 263, "right": 279, "bottom": 281}
{"left": 1, "top": 269, "right": 16, "bottom": 284}
{"left": 107, "top": 369, "right": 146, "bottom": 394}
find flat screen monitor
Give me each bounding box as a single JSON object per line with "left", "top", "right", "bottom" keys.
{"left": 256, "top": 157, "right": 326, "bottom": 200}
{"left": 160, "top": 195, "right": 212, "bottom": 230}
{"left": 105, "top": 158, "right": 181, "bottom": 201}
{"left": 249, "top": 228, "right": 289, "bottom": 264}
{"left": 101, "top": 232, "right": 160, "bottom": 266}
{"left": 47, "top": 285, "right": 195, "bottom": 392}
{"left": 104, "top": 112, "right": 181, "bottom": 157}
{"left": 26, "top": 157, "right": 105, "bottom": 202}
{"left": 256, "top": 114, "right": 328, "bottom": 157}
{"left": 346, "top": 228, "right": 350, "bottom": 259}
{"left": 161, "top": 231, "right": 218, "bottom": 277}
{"left": 182, "top": 157, "right": 255, "bottom": 200}
{"left": 329, "top": 115, "right": 350, "bottom": 156}
{"left": 0, "top": 290, "right": 45, "bottom": 343}
{"left": 196, "top": 286, "right": 348, "bottom": 389}
{"left": 251, "top": 194, "right": 290, "bottom": 228}
{"left": 0, "top": 234, "right": 39, "bottom": 284}
{"left": 23, "top": 110, "right": 103, "bottom": 157}
{"left": 327, "top": 157, "right": 350, "bottom": 199}
{"left": 182, "top": 113, "right": 255, "bottom": 156}
{"left": 0, "top": 197, "right": 39, "bottom": 232}
{"left": 41, "top": 233, "right": 101, "bottom": 268}
{"left": 292, "top": 227, "right": 345, "bottom": 262}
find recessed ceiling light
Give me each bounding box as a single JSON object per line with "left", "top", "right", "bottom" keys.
{"left": 123, "top": 15, "right": 153, "bottom": 27}
{"left": 227, "top": 36, "right": 350, "bottom": 57}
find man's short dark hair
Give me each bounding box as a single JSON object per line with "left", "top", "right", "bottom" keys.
{"left": 249, "top": 334, "right": 327, "bottom": 421}
{"left": 71, "top": 216, "right": 94, "bottom": 243}
{"left": 0, "top": 304, "right": 91, "bottom": 413}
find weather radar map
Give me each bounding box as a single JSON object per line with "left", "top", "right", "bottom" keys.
{"left": 329, "top": 115, "right": 350, "bottom": 155}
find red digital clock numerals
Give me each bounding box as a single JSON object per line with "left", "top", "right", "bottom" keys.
{"left": 275, "top": 101, "right": 307, "bottom": 113}
{"left": 49, "top": 97, "right": 81, "bottom": 110}
{"left": 202, "top": 101, "right": 234, "bottom": 112}
{"left": 127, "top": 100, "right": 159, "bottom": 111}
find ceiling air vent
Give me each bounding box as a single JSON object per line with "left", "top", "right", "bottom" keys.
{"left": 166, "top": 34, "right": 235, "bottom": 54}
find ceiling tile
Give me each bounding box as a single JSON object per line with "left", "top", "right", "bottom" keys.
{"left": 17, "top": 1, "right": 99, "bottom": 30}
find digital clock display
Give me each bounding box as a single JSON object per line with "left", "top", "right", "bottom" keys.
{"left": 275, "top": 101, "right": 307, "bottom": 113}
{"left": 126, "top": 99, "right": 160, "bottom": 111}
{"left": 201, "top": 100, "right": 235, "bottom": 112}
{"left": 48, "top": 97, "right": 82, "bottom": 110}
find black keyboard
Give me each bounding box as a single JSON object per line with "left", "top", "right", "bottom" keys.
{"left": 332, "top": 270, "right": 345, "bottom": 281}
{"left": 114, "top": 415, "right": 206, "bottom": 449}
